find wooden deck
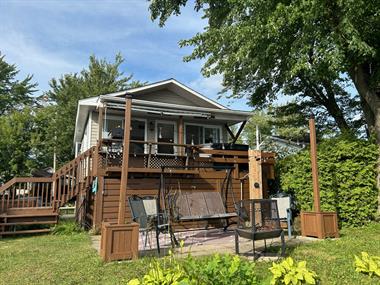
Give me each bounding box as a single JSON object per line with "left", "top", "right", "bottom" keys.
{"left": 0, "top": 139, "right": 275, "bottom": 236}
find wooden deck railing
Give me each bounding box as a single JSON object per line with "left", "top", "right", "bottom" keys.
{"left": 0, "top": 146, "right": 96, "bottom": 214}
{"left": 0, "top": 177, "right": 53, "bottom": 213}
{"left": 97, "top": 139, "right": 249, "bottom": 171}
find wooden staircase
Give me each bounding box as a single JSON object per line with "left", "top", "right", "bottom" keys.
{"left": 0, "top": 147, "right": 96, "bottom": 237}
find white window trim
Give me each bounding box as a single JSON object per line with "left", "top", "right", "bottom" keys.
{"left": 155, "top": 120, "right": 178, "bottom": 155}
{"left": 184, "top": 122, "right": 222, "bottom": 144}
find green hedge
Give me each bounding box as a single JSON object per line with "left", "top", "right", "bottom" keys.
{"left": 279, "top": 137, "right": 378, "bottom": 227}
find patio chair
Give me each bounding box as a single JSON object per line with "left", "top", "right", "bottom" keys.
{"left": 271, "top": 196, "right": 292, "bottom": 238}
{"left": 128, "top": 195, "right": 175, "bottom": 253}
{"left": 235, "top": 199, "right": 285, "bottom": 259}
{"left": 128, "top": 195, "right": 157, "bottom": 249}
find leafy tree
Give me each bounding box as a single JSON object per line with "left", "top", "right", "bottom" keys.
{"left": 149, "top": 0, "right": 380, "bottom": 140}
{"left": 41, "top": 54, "right": 144, "bottom": 166}
{"left": 242, "top": 105, "right": 309, "bottom": 157}
{"left": 0, "top": 108, "right": 37, "bottom": 183}
{"left": 0, "top": 53, "right": 37, "bottom": 115}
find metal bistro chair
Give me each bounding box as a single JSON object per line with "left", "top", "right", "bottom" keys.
{"left": 128, "top": 195, "right": 158, "bottom": 250}
{"left": 128, "top": 195, "right": 172, "bottom": 253}
{"left": 235, "top": 199, "right": 285, "bottom": 259}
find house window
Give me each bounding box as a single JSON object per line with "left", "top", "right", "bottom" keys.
{"left": 103, "top": 117, "right": 146, "bottom": 153}
{"left": 103, "top": 117, "right": 123, "bottom": 139}
{"left": 185, "top": 124, "right": 221, "bottom": 145}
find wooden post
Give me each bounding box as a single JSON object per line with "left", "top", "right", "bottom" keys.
{"left": 309, "top": 116, "right": 321, "bottom": 212}
{"left": 248, "top": 150, "right": 263, "bottom": 199}
{"left": 178, "top": 116, "right": 184, "bottom": 155}
{"left": 118, "top": 95, "right": 132, "bottom": 224}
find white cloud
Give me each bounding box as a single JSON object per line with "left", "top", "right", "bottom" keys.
{"left": 0, "top": 30, "right": 83, "bottom": 92}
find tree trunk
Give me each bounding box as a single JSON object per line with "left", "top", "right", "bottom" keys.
{"left": 349, "top": 64, "right": 380, "bottom": 214}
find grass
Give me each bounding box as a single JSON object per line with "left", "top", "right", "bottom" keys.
{"left": 0, "top": 222, "right": 379, "bottom": 284}
{"left": 256, "top": 222, "right": 380, "bottom": 284}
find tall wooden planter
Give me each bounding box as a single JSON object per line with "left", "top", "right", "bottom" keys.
{"left": 301, "top": 211, "right": 339, "bottom": 239}
{"left": 301, "top": 116, "right": 339, "bottom": 239}
{"left": 100, "top": 222, "right": 139, "bottom": 262}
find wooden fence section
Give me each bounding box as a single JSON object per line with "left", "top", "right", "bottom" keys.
{"left": 0, "top": 177, "right": 53, "bottom": 213}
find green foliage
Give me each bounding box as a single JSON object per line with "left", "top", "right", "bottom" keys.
{"left": 128, "top": 251, "right": 257, "bottom": 285}
{"left": 354, "top": 252, "right": 380, "bottom": 278}
{"left": 242, "top": 105, "right": 310, "bottom": 157}
{"left": 0, "top": 53, "right": 37, "bottom": 115}
{"left": 270, "top": 257, "right": 318, "bottom": 285}
{"left": 279, "top": 136, "right": 378, "bottom": 227}
{"left": 52, "top": 221, "right": 83, "bottom": 235}
{"left": 183, "top": 253, "right": 257, "bottom": 285}
{"left": 40, "top": 53, "right": 144, "bottom": 166}
{"left": 149, "top": 0, "right": 379, "bottom": 136}
{"left": 0, "top": 108, "right": 37, "bottom": 183}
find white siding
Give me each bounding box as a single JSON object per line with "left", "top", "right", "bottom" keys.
{"left": 90, "top": 112, "right": 99, "bottom": 147}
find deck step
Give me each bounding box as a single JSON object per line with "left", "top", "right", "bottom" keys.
{"left": 0, "top": 220, "right": 58, "bottom": 226}
{"left": 0, "top": 228, "right": 51, "bottom": 236}
{"left": 0, "top": 213, "right": 58, "bottom": 219}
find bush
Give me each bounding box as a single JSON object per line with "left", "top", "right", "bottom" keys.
{"left": 52, "top": 221, "right": 83, "bottom": 235}
{"left": 269, "top": 257, "right": 318, "bottom": 285}
{"left": 128, "top": 250, "right": 257, "bottom": 285}
{"left": 354, "top": 252, "right": 380, "bottom": 278}
{"left": 184, "top": 254, "right": 257, "bottom": 285}
{"left": 279, "top": 136, "right": 378, "bottom": 227}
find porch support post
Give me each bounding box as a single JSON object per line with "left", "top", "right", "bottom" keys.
{"left": 118, "top": 94, "right": 132, "bottom": 224}
{"left": 309, "top": 115, "right": 321, "bottom": 212}
{"left": 178, "top": 116, "right": 184, "bottom": 155}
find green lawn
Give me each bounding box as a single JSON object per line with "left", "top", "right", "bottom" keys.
{"left": 0, "top": 223, "right": 379, "bottom": 285}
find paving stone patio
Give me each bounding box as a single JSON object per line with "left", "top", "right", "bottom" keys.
{"left": 91, "top": 228, "right": 320, "bottom": 261}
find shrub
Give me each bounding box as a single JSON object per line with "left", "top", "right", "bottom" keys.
{"left": 184, "top": 254, "right": 257, "bottom": 285}
{"left": 354, "top": 252, "right": 380, "bottom": 278}
{"left": 52, "top": 221, "right": 83, "bottom": 235}
{"left": 269, "top": 257, "right": 318, "bottom": 285}
{"left": 128, "top": 251, "right": 257, "bottom": 285}
{"left": 278, "top": 136, "right": 378, "bottom": 227}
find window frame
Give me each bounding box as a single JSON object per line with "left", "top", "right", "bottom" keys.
{"left": 184, "top": 123, "right": 222, "bottom": 145}
{"left": 155, "top": 120, "right": 178, "bottom": 155}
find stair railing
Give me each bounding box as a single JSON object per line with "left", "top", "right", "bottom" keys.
{"left": 52, "top": 146, "right": 96, "bottom": 210}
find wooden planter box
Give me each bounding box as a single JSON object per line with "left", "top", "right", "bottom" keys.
{"left": 100, "top": 222, "right": 139, "bottom": 262}
{"left": 301, "top": 211, "right": 339, "bottom": 239}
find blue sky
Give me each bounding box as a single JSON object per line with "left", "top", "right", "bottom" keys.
{"left": 0, "top": 0, "right": 250, "bottom": 110}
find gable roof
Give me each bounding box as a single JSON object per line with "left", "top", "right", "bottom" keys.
{"left": 74, "top": 78, "right": 251, "bottom": 145}
{"left": 106, "top": 78, "right": 227, "bottom": 110}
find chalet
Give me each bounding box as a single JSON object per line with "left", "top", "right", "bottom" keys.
{"left": 0, "top": 79, "right": 275, "bottom": 237}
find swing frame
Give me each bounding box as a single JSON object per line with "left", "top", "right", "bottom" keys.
{"left": 157, "top": 165, "right": 238, "bottom": 246}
